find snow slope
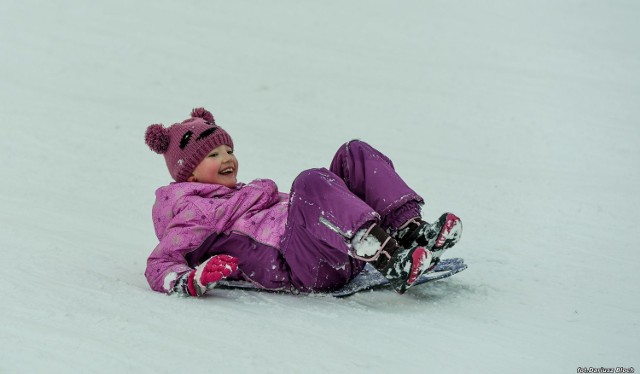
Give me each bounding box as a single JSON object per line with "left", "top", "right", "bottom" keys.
{"left": 1, "top": 1, "right": 639, "bottom": 372}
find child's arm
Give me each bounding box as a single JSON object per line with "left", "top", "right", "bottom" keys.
{"left": 145, "top": 202, "right": 218, "bottom": 294}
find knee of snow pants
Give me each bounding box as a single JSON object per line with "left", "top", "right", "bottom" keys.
{"left": 330, "top": 139, "right": 424, "bottom": 230}
{"left": 280, "top": 168, "right": 375, "bottom": 292}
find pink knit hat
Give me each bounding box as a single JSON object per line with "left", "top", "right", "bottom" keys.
{"left": 145, "top": 107, "right": 234, "bottom": 182}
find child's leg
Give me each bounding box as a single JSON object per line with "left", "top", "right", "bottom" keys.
{"left": 280, "top": 168, "right": 377, "bottom": 292}
{"left": 330, "top": 140, "right": 462, "bottom": 261}
{"left": 329, "top": 140, "right": 423, "bottom": 231}
{"left": 282, "top": 167, "right": 437, "bottom": 294}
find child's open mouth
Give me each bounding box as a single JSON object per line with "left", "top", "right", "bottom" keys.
{"left": 219, "top": 167, "right": 234, "bottom": 175}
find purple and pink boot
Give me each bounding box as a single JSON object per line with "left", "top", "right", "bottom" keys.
{"left": 393, "top": 213, "right": 463, "bottom": 268}
{"left": 351, "top": 224, "right": 433, "bottom": 294}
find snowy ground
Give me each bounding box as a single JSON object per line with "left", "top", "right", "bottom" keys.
{"left": 1, "top": 1, "right": 639, "bottom": 373}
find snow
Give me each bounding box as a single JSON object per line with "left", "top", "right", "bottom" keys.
{"left": 1, "top": 0, "right": 639, "bottom": 372}
{"left": 352, "top": 226, "right": 383, "bottom": 258}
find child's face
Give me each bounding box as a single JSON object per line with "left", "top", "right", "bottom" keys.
{"left": 188, "top": 144, "right": 238, "bottom": 187}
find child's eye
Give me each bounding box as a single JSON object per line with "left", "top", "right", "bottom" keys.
{"left": 209, "top": 153, "right": 218, "bottom": 157}
{"left": 227, "top": 150, "right": 234, "bottom": 154}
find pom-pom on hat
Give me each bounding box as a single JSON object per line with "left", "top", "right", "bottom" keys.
{"left": 144, "top": 107, "right": 234, "bottom": 182}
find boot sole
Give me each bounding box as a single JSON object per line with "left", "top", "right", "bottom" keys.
{"left": 434, "top": 213, "right": 462, "bottom": 250}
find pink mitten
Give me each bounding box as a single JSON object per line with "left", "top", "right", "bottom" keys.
{"left": 187, "top": 255, "right": 239, "bottom": 297}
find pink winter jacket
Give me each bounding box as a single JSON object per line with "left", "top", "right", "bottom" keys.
{"left": 145, "top": 179, "right": 289, "bottom": 293}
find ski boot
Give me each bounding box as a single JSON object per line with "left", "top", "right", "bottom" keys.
{"left": 351, "top": 223, "right": 433, "bottom": 294}
{"left": 392, "top": 213, "right": 462, "bottom": 267}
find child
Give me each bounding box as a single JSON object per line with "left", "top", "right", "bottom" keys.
{"left": 144, "top": 107, "right": 462, "bottom": 297}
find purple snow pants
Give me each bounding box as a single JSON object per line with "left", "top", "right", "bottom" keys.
{"left": 280, "top": 140, "right": 424, "bottom": 292}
